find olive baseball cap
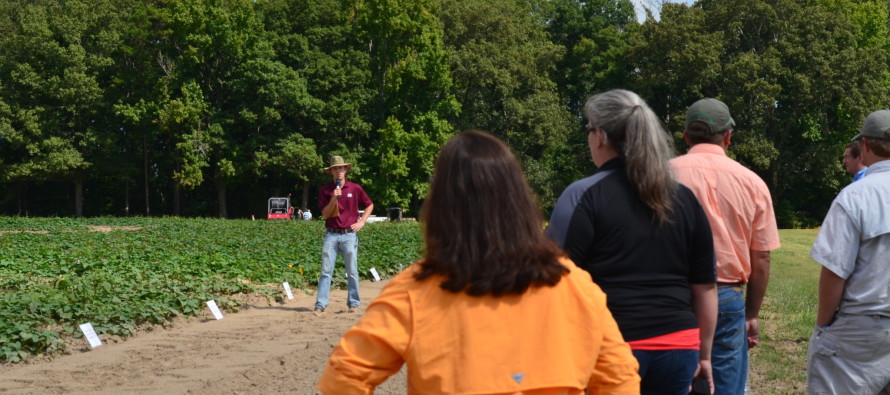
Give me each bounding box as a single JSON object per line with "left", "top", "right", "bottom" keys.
{"left": 685, "top": 98, "right": 735, "bottom": 135}
{"left": 853, "top": 109, "right": 890, "bottom": 141}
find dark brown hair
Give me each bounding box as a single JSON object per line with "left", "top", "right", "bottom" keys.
{"left": 863, "top": 134, "right": 890, "bottom": 157}
{"left": 686, "top": 122, "right": 727, "bottom": 145}
{"left": 845, "top": 141, "right": 861, "bottom": 158}
{"left": 415, "top": 130, "right": 567, "bottom": 296}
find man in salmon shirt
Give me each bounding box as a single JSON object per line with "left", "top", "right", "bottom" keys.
{"left": 671, "top": 98, "right": 781, "bottom": 394}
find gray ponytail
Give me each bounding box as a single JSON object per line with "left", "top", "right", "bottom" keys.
{"left": 584, "top": 89, "right": 677, "bottom": 224}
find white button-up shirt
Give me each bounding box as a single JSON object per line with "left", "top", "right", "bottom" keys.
{"left": 811, "top": 159, "right": 890, "bottom": 316}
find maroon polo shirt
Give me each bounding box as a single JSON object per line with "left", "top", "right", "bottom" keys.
{"left": 318, "top": 180, "right": 373, "bottom": 229}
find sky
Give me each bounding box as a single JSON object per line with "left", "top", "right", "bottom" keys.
{"left": 631, "top": 0, "right": 697, "bottom": 23}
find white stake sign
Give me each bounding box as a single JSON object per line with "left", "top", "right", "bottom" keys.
{"left": 283, "top": 281, "right": 295, "bottom": 300}
{"left": 78, "top": 323, "right": 103, "bottom": 349}
{"left": 206, "top": 300, "right": 224, "bottom": 320}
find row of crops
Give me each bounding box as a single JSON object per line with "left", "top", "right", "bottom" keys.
{"left": 0, "top": 217, "right": 422, "bottom": 363}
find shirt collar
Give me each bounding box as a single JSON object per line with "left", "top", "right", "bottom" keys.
{"left": 598, "top": 157, "right": 624, "bottom": 171}
{"left": 687, "top": 143, "right": 727, "bottom": 156}
{"left": 865, "top": 159, "right": 890, "bottom": 176}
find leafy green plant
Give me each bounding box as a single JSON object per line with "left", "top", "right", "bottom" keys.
{"left": 0, "top": 217, "right": 423, "bottom": 362}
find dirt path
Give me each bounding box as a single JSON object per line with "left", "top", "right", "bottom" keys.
{"left": 0, "top": 280, "right": 406, "bottom": 394}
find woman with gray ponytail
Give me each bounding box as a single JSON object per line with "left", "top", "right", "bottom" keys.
{"left": 548, "top": 89, "right": 718, "bottom": 394}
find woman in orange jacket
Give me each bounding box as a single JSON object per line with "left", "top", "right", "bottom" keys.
{"left": 317, "top": 130, "right": 640, "bottom": 394}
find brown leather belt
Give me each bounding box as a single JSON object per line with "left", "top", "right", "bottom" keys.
{"left": 717, "top": 282, "right": 744, "bottom": 287}
{"left": 327, "top": 228, "right": 354, "bottom": 234}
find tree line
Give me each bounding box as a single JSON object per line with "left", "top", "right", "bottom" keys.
{"left": 1, "top": 0, "right": 888, "bottom": 227}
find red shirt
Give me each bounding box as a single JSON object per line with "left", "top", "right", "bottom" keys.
{"left": 318, "top": 180, "right": 373, "bottom": 229}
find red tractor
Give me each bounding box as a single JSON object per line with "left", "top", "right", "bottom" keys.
{"left": 267, "top": 196, "right": 295, "bottom": 220}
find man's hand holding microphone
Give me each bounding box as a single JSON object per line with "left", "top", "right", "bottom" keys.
{"left": 322, "top": 179, "right": 342, "bottom": 218}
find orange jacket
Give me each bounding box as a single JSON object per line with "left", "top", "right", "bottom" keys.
{"left": 318, "top": 258, "right": 640, "bottom": 394}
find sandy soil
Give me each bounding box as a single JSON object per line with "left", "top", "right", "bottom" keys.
{"left": 0, "top": 280, "right": 406, "bottom": 394}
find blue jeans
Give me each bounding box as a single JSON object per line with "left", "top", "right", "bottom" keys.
{"left": 712, "top": 286, "right": 747, "bottom": 395}
{"left": 315, "top": 231, "right": 360, "bottom": 310}
{"left": 632, "top": 349, "right": 699, "bottom": 395}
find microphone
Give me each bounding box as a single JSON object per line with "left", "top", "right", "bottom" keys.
{"left": 335, "top": 179, "right": 341, "bottom": 199}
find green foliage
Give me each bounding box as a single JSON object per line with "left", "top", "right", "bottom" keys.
{"left": 545, "top": 0, "right": 636, "bottom": 112}
{"left": 158, "top": 81, "right": 212, "bottom": 189}
{"left": 349, "top": 0, "right": 459, "bottom": 213}
{"left": 0, "top": 0, "right": 118, "bottom": 188}
{"left": 439, "top": 0, "right": 577, "bottom": 210}
{"left": 0, "top": 0, "right": 889, "bottom": 225}
{"left": 630, "top": 0, "right": 890, "bottom": 227}
{"left": 630, "top": 3, "right": 724, "bottom": 128}
{"left": 0, "top": 216, "right": 423, "bottom": 362}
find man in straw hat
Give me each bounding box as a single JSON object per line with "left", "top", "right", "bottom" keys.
{"left": 807, "top": 109, "right": 890, "bottom": 394}
{"left": 314, "top": 155, "right": 374, "bottom": 316}
{"left": 670, "top": 98, "right": 780, "bottom": 394}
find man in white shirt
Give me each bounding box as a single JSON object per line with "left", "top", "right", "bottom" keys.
{"left": 807, "top": 109, "right": 890, "bottom": 394}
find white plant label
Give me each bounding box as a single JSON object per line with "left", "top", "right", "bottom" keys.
{"left": 369, "top": 267, "right": 381, "bottom": 282}
{"left": 79, "top": 323, "right": 103, "bottom": 348}
{"left": 206, "top": 300, "right": 224, "bottom": 320}
{"left": 282, "top": 281, "right": 295, "bottom": 300}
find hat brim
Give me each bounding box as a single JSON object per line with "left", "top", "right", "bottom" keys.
{"left": 852, "top": 133, "right": 890, "bottom": 141}
{"left": 324, "top": 163, "right": 353, "bottom": 173}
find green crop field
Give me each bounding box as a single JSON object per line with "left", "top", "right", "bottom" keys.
{"left": 0, "top": 217, "right": 422, "bottom": 363}
{"left": 0, "top": 218, "right": 822, "bottom": 394}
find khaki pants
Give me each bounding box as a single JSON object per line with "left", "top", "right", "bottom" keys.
{"left": 807, "top": 314, "right": 890, "bottom": 394}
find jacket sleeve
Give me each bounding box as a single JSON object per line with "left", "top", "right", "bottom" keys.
{"left": 317, "top": 277, "right": 412, "bottom": 394}
{"left": 586, "top": 282, "right": 641, "bottom": 394}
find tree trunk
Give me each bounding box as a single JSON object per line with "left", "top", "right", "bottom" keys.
{"left": 217, "top": 185, "right": 227, "bottom": 218}
{"left": 16, "top": 183, "right": 24, "bottom": 216}
{"left": 124, "top": 179, "right": 130, "bottom": 216}
{"left": 74, "top": 177, "right": 84, "bottom": 218}
{"left": 301, "top": 180, "right": 310, "bottom": 211}
{"left": 143, "top": 137, "right": 151, "bottom": 217}
{"left": 174, "top": 183, "right": 181, "bottom": 216}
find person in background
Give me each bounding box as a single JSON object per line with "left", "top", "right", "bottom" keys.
{"left": 302, "top": 209, "right": 312, "bottom": 221}
{"left": 807, "top": 109, "right": 890, "bottom": 394}
{"left": 670, "top": 98, "right": 781, "bottom": 395}
{"left": 314, "top": 155, "right": 373, "bottom": 315}
{"left": 843, "top": 141, "right": 868, "bottom": 181}
{"left": 318, "top": 130, "right": 640, "bottom": 394}
{"left": 548, "top": 89, "right": 717, "bottom": 395}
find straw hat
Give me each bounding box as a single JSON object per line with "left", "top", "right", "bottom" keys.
{"left": 324, "top": 156, "right": 353, "bottom": 174}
